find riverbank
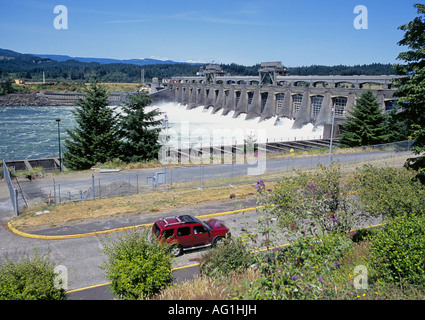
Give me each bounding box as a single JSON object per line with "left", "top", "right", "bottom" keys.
{"left": 0, "top": 92, "right": 55, "bottom": 106}
{"left": 0, "top": 91, "right": 129, "bottom": 106}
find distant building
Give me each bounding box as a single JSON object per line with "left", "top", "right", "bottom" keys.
{"left": 14, "top": 79, "right": 25, "bottom": 85}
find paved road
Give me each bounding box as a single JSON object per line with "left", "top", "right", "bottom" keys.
{"left": 1, "top": 190, "right": 383, "bottom": 300}
{"left": 0, "top": 194, "right": 262, "bottom": 299}
{"left": 0, "top": 146, "right": 400, "bottom": 299}
{"left": 12, "top": 148, "right": 409, "bottom": 209}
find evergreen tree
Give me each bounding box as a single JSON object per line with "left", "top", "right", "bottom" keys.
{"left": 393, "top": 3, "right": 425, "bottom": 172}
{"left": 338, "top": 90, "right": 389, "bottom": 148}
{"left": 0, "top": 77, "right": 14, "bottom": 95}
{"left": 64, "top": 76, "right": 121, "bottom": 170}
{"left": 119, "top": 90, "right": 162, "bottom": 162}
{"left": 385, "top": 105, "right": 411, "bottom": 143}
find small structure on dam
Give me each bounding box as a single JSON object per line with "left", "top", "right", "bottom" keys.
{"left": 151, "top": 62, "right": 402, "bottom": 138}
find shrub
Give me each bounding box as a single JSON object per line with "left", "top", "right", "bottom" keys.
{"left": 353, "top": 165, "right": 425, "bottom": 219}
{"left": 99, "top": 229, "right": 173, "bottom": 300}
{"left": 200, "top": 238, "right": 252, "bottom": 277}
{"left": 0, "top": 251, "right": 66, "bottom": 300}
{"left": 271, "top": 163, "right": 358, "bottom": 240}
{"left": 235, "top": 232, "right": 353, "bottom": 300}
{"left": 369, "top": 213, "right": 425, "bottom": 286}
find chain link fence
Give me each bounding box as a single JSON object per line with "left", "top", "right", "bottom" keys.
{"left": 3, "top": 140, "right": 415, "bottom": 215}
{"left": 2, "top": 159, "right": 19, "bottom": 216}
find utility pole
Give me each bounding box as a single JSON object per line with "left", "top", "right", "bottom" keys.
{"left": 141, "top": 69, "right": 145, "bottom": 84}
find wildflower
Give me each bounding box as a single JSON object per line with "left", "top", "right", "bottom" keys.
{"left": 291, "top": 275, "right": 299, "bottom": 281}
{"left": 308, "top": 183, "right": 316, "bottom": 191}
{"left": 255, "top": 179, "right": 265, "bottom": 192}
{"left": 318, "top": 277, "right": 324, "bottom": 282}
{"left": 331, "top": 217, "right": 338, "bottom": 223}
{"left": 362, "top": 293, "right": 366, "bottom": 297}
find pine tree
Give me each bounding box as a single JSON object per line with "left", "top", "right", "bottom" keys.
{"left": 338, "top": 90, "right": 389, "bottom": 148}
{"left": 120, "top": 90, "right": 162, "bottom": 162}
{"left": 64, "top": 76, "right": 121, "bottom": 170}
{"left": 393, "top": 3, "right": 425, "bottom": 172}
{"left": 385, "top": 106, "right": 411, "bottom": 143}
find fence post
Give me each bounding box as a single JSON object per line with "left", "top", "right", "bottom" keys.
{"left": 3, "top": 160, "right": 19, "bottom": 216}
{"left": 14, "top": 189, "right": 18, "bottom": 216}
{"left": 128, "top": 175, "right": 131, "bottom": 195}
{"left": 53, "top": 179, "right": 57, "bottom": 205}
{"left": 198, "top": 165, "right": 202, "bottom": 189}
{"left": 91, "top": 175, "right": 95, "bottom": 200}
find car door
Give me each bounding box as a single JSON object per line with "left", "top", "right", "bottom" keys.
{"left": 192, "top": 225, "right": 211, "bottom": 246}
{"left": 176, "top": 226, "right": 193, "bottom": 248}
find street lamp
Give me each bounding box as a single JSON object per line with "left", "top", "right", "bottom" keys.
{"left": 162, "top": 114, "right": 169, "bottom": 190}
{"left": 56, "top": 118, "right": 62, "bottom": 172}
{"left": 328, "top": 104, "right": 336, "bottom": 169}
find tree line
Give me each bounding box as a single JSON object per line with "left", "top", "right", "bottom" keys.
{"left": 1, "top": 48, "right": 397, "bottom": 83}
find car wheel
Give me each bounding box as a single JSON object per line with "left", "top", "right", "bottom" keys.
{"left": 170, "top": 244, "right": 183, "bottom": 257}
{"left": 213, "top": 236, "right": 225, "bottom": 247}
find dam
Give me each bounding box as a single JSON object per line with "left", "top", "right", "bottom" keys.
{"left": 151, "top": 62, "right": 402, "bottom": 138}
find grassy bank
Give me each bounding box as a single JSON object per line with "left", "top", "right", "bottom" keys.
{"left": 10, "top": 182, "right": 262, "bottom": 230}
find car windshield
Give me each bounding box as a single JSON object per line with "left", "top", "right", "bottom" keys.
{"left": 200, "top": 220, "right": 213, "bottom": 231}
{"left": 152, "top": 223, "right": 160, "bottom": 237}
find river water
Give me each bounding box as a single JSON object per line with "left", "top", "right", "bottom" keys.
{"left": 0, "top": 102, "right": 322, "bottom": 161}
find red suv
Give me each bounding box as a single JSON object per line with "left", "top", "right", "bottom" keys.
{"left": 151, "top": 215, "right": 231, "bottom": 256}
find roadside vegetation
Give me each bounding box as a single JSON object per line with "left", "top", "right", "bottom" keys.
{"left": 3, "top": 163, "right": 424, "bottom": 300}
{"left": 99, "top": 228, "right": 173, "bottom": 300}
{"left": 0, "top": 250, "right": 66, "bottom": 300}
{"left": 150, "top": 164, "right": 425, "bottom": 300}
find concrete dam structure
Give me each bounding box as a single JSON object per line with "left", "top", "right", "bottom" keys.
{"left": 151, "top": 62, "right": 402, "bottom": 137}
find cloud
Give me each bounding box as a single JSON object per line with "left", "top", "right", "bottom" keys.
{"left": 200, "top": 16, "right": 260, "bottom": 25}
{"left": 107, "top": 19, "right": 148, "bottom": 24}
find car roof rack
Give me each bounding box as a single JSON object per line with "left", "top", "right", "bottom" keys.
{"left": 159, "top": 215, "right": 197, "bottom": 227}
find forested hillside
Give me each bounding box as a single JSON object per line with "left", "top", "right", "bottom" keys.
{"left": 0, "top": 48, "right": 398, "bottom": 83}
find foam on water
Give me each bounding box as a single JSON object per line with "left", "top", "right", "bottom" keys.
{"left": 147, "top": 102, "right": 323, "bottom": 148}
{"left": 1, "top": 102, "right": 323, "bottom": 160}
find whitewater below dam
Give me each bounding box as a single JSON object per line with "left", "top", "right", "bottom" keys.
{"left": 0, "top": 102, "right": 322, "bottom": 160}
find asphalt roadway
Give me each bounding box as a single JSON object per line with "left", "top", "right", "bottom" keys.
{"left": 13, "top": 147, "right": 406, "bottom": 209}
{"left": 0, "top": 148, "right": 396, "bottom": 300}
{"left": 0, "top": 193, "right": 263, "bottom": 300}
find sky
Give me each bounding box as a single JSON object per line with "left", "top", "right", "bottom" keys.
{"left": 0, "top": 0, "right": 421, "bottom": 66}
